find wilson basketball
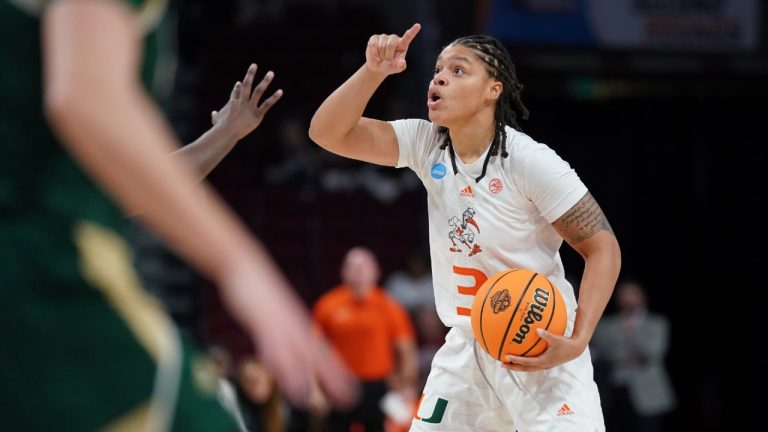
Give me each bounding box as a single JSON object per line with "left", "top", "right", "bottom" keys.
{"left": 471, "top": 268, "right": 567, "bottom": 360}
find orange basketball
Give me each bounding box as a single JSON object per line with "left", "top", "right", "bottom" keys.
{"left": 471, "top": 268, "right": 567, "bottom": 361}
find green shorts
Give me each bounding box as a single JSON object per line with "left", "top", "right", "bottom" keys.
{"left": 0, "top": 216, "right": 236, "bottom": 431}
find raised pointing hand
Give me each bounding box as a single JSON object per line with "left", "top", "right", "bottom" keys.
{"left": 365, "top": 23, "right": 421, "bottom": 76}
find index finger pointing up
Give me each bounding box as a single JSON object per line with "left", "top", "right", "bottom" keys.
{"left": 398, "top": 23, "right": 421, "bottom": 50}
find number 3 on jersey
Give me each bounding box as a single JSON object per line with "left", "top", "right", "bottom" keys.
{"left": 453, "top": 266, "right": 488, "bottom": 316}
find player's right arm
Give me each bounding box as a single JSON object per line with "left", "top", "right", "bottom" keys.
{"left": 42, "top": 0, "right": 357, "bottom": 409}
{"left": 308, "top": 24, "right": 421, "bottom": 167}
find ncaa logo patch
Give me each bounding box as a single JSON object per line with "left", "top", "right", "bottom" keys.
{"left": 431, "top": 163, "right": 447, "bottom": 179}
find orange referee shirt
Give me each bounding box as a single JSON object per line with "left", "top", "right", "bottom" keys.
{"left": 313, "top": 285, "right": 415, "bottom": 380}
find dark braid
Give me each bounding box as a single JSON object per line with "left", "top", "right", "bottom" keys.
{"left": 437, "top": 35, "right": 529, "bottom": 159}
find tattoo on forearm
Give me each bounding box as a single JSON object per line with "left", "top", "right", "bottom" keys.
{"left": 555, "top": 192, "right": 614, "bottom": 244}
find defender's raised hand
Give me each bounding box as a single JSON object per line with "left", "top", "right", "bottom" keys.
{"left": 172, "top": 63, "right": 283, "bottom": 179}
{"left": 211, "top": 63, "right": 283, "bottom": 140}
{"left": 365, "top": 23, "right": 421, "bottom": 76}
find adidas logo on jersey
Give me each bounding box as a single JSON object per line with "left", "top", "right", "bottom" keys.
{"left": 459, "top": 185, "right": 474, "bottom": 198}
{"left": 556, "top": 403, "right": 574, "bottom": 416}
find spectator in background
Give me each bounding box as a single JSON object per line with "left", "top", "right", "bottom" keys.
{"left": 384, "top": 245, "right": 446, "bottom": 391}
{"left": 264, "top": 116, "right": 322, "bottom": 196}
{"left": 234, "top": 356, "right": 285, "bottom": 432}
{"left": 591, "top": 278, "right": 677, "bottom": 432}
{"left": 410, "top": 304, "right": 447, "bottom": 392}
{"left": 210, "top": 346, "right": 286, "bottom": 432}
{"left": 384, "top": 245, "right": 435, "bottom": 312}
{"left": 209, "top": 346, "right": 251, "bottom": 432}
{"left": 313, "top": 247, "right": 419, "bottom": 432}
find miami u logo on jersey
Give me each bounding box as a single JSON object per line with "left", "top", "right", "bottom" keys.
{"left": 448, "top": 207, "right": 482, "bottom": 257}
{"left": 414, "top": 394, "right": 449, "bottom": 424}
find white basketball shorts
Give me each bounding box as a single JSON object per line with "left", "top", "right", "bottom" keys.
{"left": 409, "top": 326, "right": 604, "bottom": 432}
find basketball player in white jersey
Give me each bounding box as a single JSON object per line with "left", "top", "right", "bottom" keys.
{"left": 309, "top": 23, "right": 621, "bottom": 432}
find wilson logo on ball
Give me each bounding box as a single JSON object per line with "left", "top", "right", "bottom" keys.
{"left": 510, "top": 288, "right": 549, "bottom": 345}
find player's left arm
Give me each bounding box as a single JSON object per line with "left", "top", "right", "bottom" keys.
{"left": 171, "top": 63, "right": 282, "bottom": 179}
{"left": 505, "top": 192, "right": 620, "bottom": 371}
{"left": 554, "top": 192, "right": 621, "bottom": 346}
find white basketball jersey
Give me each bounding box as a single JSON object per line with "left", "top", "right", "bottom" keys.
{"left": 392, "top": 119, "right": 587, "bottom": 331}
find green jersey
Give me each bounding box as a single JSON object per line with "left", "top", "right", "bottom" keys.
{"left": 0, "top": 2, "right": 236, "bottom": 430}
{"left": 0, "top": 0, "right": 167, "bottom": 233}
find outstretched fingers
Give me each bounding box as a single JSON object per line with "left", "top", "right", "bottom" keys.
{"left": 256, "top": 88, "right": 283, "bottom": 115}
{"left": 249, "top": 70, "right": 274, "bottom": 105}
{"left": 241, "top": 63, "right": 257, "bottom": 98}
{"left": 230, "top": 81, "right": 242, "bottom": 101}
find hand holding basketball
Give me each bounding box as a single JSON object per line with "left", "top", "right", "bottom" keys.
{"left": 502, "top": 327, "right": 582, "bottom": 372}
{"left": 471, "top": 268, "right": 570, "bottom": 370}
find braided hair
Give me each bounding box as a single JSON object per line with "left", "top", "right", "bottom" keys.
{"left": 437, "top": 35, "right": 529, "bottom": 159}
